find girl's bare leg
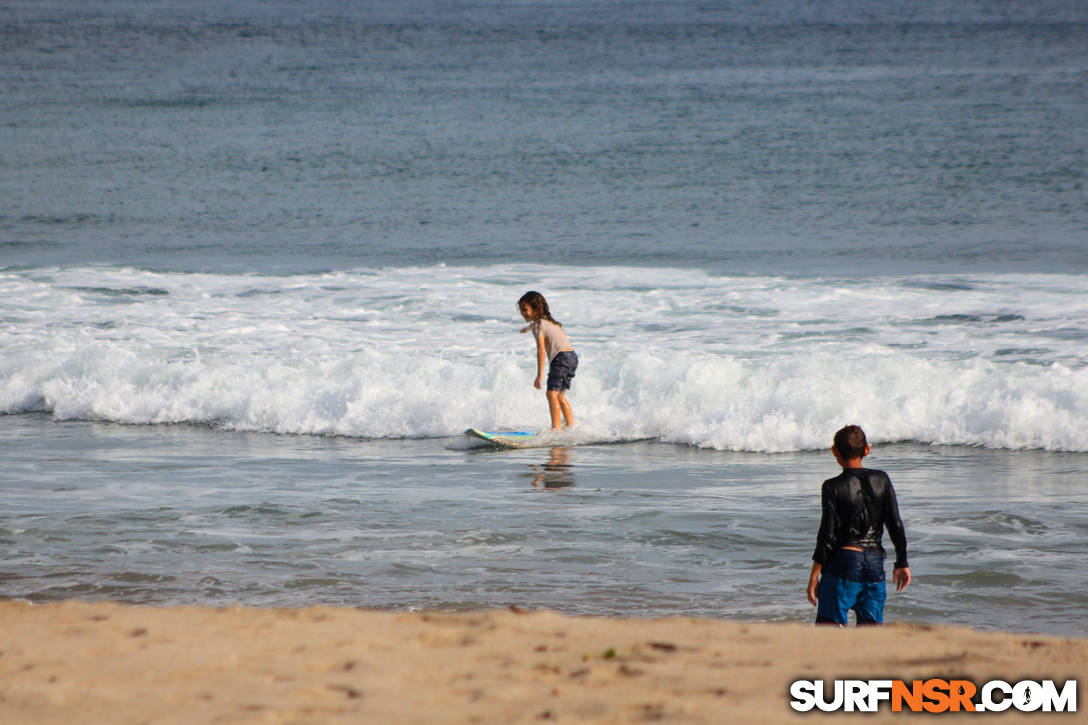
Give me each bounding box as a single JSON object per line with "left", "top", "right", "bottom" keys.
{"left": 546, "top": 390, "right": 563, "bottom": 430}
{"left": 558, "top": 391, "right": 574, "bottom": 427}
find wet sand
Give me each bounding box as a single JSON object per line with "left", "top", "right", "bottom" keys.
{"left": 1, "top": 601, "right": 1084, "bottom": 723}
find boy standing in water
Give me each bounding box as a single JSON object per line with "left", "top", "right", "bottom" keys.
{"left": 806, "top": 425, "right": 911, "bottom": 625}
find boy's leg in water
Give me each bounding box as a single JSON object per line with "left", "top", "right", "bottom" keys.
{"left": 852, "top": 582, "right": 886, "bottom": 625}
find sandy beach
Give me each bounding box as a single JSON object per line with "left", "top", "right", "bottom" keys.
{"left": 1, "top": 601, "right": 1083, "bottom": 723}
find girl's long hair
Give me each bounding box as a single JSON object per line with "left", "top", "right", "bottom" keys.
{"left": 518, "top": 290, "right": 561, "bottom": 326}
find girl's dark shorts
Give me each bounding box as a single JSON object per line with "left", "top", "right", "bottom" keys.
{"left": 547, "top": 351, "right": 578, "bottom": 392}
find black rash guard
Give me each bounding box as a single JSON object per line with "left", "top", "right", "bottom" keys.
{"left": 812, "top": 467, "right": 909, "bottom": 570}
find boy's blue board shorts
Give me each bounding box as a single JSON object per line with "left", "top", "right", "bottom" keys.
{"left": 816, "top": 548, "right": 887, "bottom": 625}
{"left": 547, "top": 351, "right": 578, "bottom": 392}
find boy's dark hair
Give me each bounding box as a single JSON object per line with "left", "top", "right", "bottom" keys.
{"left": 833, "top": 425, "right": 868, "bottom": 460}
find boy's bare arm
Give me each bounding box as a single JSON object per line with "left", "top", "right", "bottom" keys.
{"left": 806, "top": 562, "right": 822, "bottom": 605}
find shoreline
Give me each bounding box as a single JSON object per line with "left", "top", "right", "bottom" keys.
{"left": 2, "top": 601, "right": 1084, "bottom": 723}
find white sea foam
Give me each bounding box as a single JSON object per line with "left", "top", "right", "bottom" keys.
{"left": 2, "top": 265, "right": 1086, "bottom": 451}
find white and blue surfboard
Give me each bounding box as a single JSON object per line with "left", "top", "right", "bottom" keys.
{"left": 463, "top": 427, "right": 539, "bottom": 449}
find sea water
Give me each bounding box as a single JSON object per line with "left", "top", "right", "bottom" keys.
{"left": 2, "top": 0, "right": 1087, "bottom": 636}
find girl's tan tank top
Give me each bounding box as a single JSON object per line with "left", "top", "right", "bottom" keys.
{"left": 532, "top": 319, "right": 573, "bottom": 361}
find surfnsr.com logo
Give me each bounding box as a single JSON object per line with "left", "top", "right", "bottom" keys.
{"left": 789, "top": 679, "right": 1078, "bottom": 713}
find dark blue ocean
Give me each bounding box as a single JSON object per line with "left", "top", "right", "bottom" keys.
{"left": 2, "top": 0, "right": 1087, "bottom": 635}
{"left": 4, "top": 0, "right": 1086, "bottom": 273}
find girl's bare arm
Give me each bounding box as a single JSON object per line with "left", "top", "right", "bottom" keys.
{"left": 534, "top": 333, "right": 546, "bottom": 389}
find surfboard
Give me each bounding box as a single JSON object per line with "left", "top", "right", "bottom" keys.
{"left": 463, "top": 427, "right": 539, "bottom": 449}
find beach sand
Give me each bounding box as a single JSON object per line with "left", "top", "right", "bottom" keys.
{"left": 1, "top": 602, "right": 1083, "bottom": 723}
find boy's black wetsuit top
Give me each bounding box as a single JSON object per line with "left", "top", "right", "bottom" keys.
{"left": 813, "top": 468, "right": 908, "bottom": 570}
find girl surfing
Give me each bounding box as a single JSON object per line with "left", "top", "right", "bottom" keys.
{"left": 518, "top": 291, "right": 578, "bottom": 430}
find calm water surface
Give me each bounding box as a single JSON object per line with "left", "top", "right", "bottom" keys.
{"left": 3, "top": 415, "right": 1086, "bottom": 636}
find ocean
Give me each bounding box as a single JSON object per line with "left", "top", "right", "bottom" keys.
{"left": 2, "top": 0, "right": 1087, "bottom": 636}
